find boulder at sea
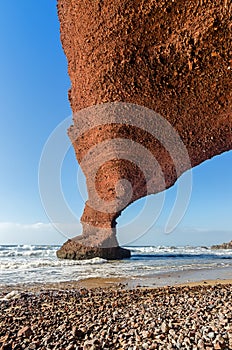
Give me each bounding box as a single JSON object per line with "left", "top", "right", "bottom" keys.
{"left": 56, "top": 239, "right": 131, "bottom": 260}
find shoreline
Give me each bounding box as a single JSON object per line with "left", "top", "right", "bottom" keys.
{"left": 0, "top": 265, "right": 231, "bottom": 295}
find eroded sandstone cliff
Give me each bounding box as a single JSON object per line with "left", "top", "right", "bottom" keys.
{"left": 56, "top": 0, "right": 231, "bottom": 259}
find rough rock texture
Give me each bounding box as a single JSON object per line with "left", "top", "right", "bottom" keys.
{"left": 57, "top": 0, "right": 231, "bottom": 259}
{"left": 56, "top": 239, "right": 131, "bottom": 260}
{"left": 212, "top": 240, "right": 232, "bottom": 249}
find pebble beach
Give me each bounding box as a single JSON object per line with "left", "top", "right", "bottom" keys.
{"left": 0, "top": 281, "right": 232, "bottom": 350}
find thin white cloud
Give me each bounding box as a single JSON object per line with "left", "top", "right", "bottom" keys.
{"left": 0, "top": 222, "right": 54, "bottom": 231}
{"left": 0, "top": 221, "right": 81, "bottom": 245}
{"left": 1, "top": 222, "right": 230, "bottom": 246}
{"left": 129, "top": 225, "right": 232, "bottom": 247}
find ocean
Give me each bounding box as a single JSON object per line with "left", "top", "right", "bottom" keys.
{"left": 0, "top": 245, "right": 232, "bottom": 287}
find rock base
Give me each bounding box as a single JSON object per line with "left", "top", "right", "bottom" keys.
{"left": 56, "top": 239, "right": 131, "bottom": 260}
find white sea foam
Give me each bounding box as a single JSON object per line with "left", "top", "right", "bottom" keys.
{"left": 0, "top": 245, "right": 231, "bottom": 285}
{"left": 128, "top": 245, "right": 232, "bottom": 257}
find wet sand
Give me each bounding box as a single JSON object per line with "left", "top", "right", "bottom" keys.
{"left": 0, "top": 266, "right": 231, "bottom": 294}
{"left": 126, "top": 265, "right": 232, "bottom": 289}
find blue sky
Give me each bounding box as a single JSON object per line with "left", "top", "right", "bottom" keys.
{"left": 0, "top": 1, "right": 231, "bottom": 246}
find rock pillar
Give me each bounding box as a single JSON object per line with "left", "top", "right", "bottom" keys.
{"left": 56, "top": 0, "right": 231, "bottom": 260}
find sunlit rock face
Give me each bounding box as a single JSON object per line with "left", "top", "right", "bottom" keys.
{"left": 56, "top": 0, "right": 231, "bottom": 260}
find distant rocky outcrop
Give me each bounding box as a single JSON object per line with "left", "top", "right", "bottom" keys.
{"left": 56, "top": 0, "right": 231, "bottom": 260}
{"left": 211, "top": 240, "right": 232, "bottom": 250}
